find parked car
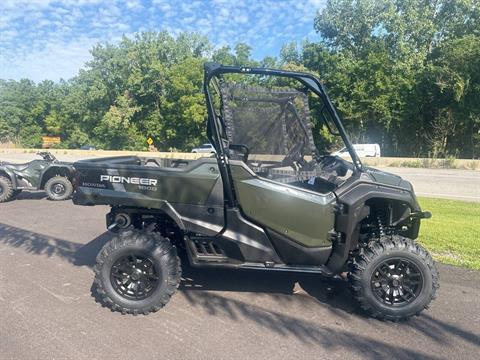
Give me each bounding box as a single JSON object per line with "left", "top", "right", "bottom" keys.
{"left": 333, "top": 143, "right": 381, "bottom": 158}
{"left": 80, "top": 145, "right": 96, "bottom": 150}
{"left": 0, "top": 152, "right": 74, "bottom": 202}
{"left": 191, "top": 143, "right": 216, "bottom": 153}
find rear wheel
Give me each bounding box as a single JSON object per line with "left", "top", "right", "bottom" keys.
{"left": 93, "top": 230, "right": 181, "bottom": 315}
{"left": 349, "top": 235, "right": 439, "bottom": 321}
{"left": 0, "top": 176, "right": 14, "bottom": 203}
{"left": 45, "top": 176, "right": 73, "bottom": 201}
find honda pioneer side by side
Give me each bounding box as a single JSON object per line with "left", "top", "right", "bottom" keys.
{"left": 72, "top": 63, "right": 438, "bottom": 320}
{"left": 0, "top": 152, "right": 74, "bottom": 202}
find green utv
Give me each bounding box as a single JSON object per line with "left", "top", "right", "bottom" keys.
{"left": 0, "top": 152, "right": 74, "bottom": 202}
{"left": 73, "top": 64, "right": 438, "bottom": 320}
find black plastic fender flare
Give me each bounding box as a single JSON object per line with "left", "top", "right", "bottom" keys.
{"left": 326, "top": 181, "right": 420, "bottom": 273}
{"left": 0, "top": 167, "right": 18, "bottom": 189}
{"left": 39, "top": 164, "right": 75, "bottom": 189}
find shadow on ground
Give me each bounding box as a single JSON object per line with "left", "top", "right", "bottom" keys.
{"left": 0, "top": 221, "right": 357, "bottom": 314}
{"left": 1, "top": 222, "right": 479, "bottom": 359}
{"left": 14, "top": 191, "right": 75, "bottom": 202}
{"left": 14, "top": 191, "right": 47, "bottom": 200}
{"left": 179, "top": 255, "right": 357, "bottom": 315}
{"left": 0, "top": 222, "right": 110, "bottom": 267}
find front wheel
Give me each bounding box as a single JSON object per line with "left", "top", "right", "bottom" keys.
{"left": 93, "top": 230, "right": 181, "bottom": 315}
{"left": 44, "top": 176, "right": 73, "bottom": 201}
{"left": 349, "top": 235, "right": 439, "bottom": 321}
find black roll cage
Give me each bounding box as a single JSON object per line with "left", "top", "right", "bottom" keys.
{"left": 203, "top": 62, "right": 363, "bottom": 207}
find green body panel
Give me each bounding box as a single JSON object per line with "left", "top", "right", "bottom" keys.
{"left": 25, "top": 161, "right": 47, "bottom": 187}
{"left": 75, "top": 158, "right": 222, "bottom": 207}
{"left": 6, "top": 160, "right": 49, "bottom": 188}
{"left": 230, "top": 164, "right": 336, "bottom": 247}
{"left": 148, "top": 162, "right": 220, "bottom": 205}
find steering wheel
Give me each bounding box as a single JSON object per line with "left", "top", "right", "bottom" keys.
{"left": 318, "top": 155, "right": 350, "bottom": 176}
{"left": 318, "top": 155, "right": 337, "bottom": 167}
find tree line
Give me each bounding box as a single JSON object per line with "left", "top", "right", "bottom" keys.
{"left": 0, "top": 0, "right": 478, "bottom": 158}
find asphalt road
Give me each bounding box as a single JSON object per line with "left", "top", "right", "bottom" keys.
{"left": 2, "top": 153, "right": 479, "bottom": 202}
{"left": 379, "top": 167, "right": 480, "bottom": 202}
{"left": 0, "top": 196, "right": 479, "bottom": 359}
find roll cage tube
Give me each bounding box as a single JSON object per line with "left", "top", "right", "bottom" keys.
{"left": 203, "top": 63, "right": 364, "bottom": 205}
{"left": 204, "top": 65, "right": 237, "bottom": 207}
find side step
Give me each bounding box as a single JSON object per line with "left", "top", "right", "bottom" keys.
{"left": 187, "top": 236, "right": 229, "bottom": 262}
{"left": 188, "top": 260, "right": 334, "bottom": 276}
{"left": 185, "top": 236, "right": 334, "bottom": 276}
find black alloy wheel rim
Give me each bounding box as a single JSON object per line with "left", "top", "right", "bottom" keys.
{"left": 371, "top": 257, "right": 424, "bottom": 306}
{"left": 52, "top": 183, "right": 66, "bottom": 196}
{"left": 110, "top": 253, "right": 160, "bottom": 300}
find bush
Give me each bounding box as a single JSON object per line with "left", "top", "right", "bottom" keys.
{"left": 439, "top": 155, "right": 457, "bottom": 168}
{"left": 399, "top": 160, "right": 422, "bottom": 168}
{"left": 18, "top": 124, "right": 42, "bottom": 148}
{"left": 466, "top": 160, "right": 479, "bottom": 170}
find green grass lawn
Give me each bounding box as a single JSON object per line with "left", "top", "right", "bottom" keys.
{"left": 417, "top": 197, "right": 480, "bottom": 270}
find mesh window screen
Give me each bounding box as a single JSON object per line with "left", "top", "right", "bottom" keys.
{"left": 220, "top": 83, "right": 320, "bottom": 183}
{"left": 221, "top": 83, "right": 316, "bottom": 157}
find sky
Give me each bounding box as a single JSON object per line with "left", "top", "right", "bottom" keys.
{"left": 0, "top": 0, "right": 326, "bottom": 82}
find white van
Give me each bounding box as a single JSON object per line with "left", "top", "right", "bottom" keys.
{"left": 332, "top": 144, "right": 381, "bottom": 158}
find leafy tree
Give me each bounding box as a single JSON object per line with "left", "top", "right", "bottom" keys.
{"left": 157, "top": 57, "right": 207, "bottom": 150}
{"left": 413, "top": 34, "right": 480, "bottom": 157}
{"left": 280, "top": 42, "right": 301, "bottom": 65}
{"left": 307, "top": 0, "right": 480, "bottom": 157}
{"left": 94, "top": 91, "right": 142, "bottom": 150}
{"left": 18, "top": 123, "right": 43, "bottom": 148}
{"left": 65, "top": 32, "right": 212, "bottom": 150}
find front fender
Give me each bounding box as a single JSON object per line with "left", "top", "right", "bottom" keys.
{"left": 326, "top": 179, "right": 420, "bottom": 273}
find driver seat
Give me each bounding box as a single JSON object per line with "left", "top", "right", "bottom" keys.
{"left": 4, "top": 163, "right": 30, "bottom": 171}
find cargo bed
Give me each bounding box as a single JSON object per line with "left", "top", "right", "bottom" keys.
{"left": 73, "top": 155, "right": 222, "bottom": 209}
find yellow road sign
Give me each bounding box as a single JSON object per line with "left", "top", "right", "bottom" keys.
{"left": 42, "top": 136, "right": 61, "bottom": 149}
{"left": 147, "top": 137, "right": 153, "bottom": 145}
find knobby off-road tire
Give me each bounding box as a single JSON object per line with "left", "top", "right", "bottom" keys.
{"left": 94, "top": 230, "right": 181, "bottom": 315}
{"left": 0, "top": 176, "right": 14, "bottom": 203}
{"left": 350, "top": 235, "right": 439, "bottom": 321}
{"left": 45, "top": 176, "right": 73, "bottom": 201}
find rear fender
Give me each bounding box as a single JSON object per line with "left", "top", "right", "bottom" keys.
{"left": 39, "top": 165, "right": 74, "bottom": 189}
{"left": 0, "top": 168, "right": 18, "bottom": 189}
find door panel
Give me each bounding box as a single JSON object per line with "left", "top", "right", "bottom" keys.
{"left": 230, "top": 163, "right": 336, "bottom": 248}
